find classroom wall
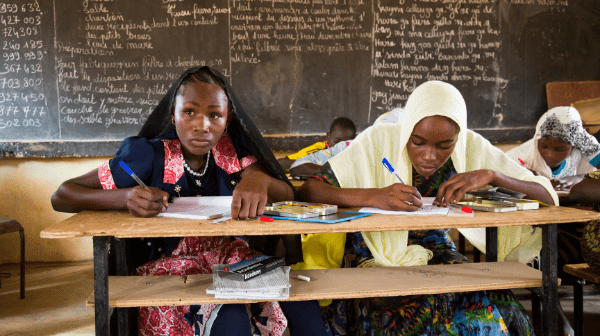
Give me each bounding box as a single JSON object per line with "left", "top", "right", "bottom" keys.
{"left": 0, "top": 145, "right": 518, "bottom": 264}
{"left": 0, "top": 157, "right": 107, "bottom": 263}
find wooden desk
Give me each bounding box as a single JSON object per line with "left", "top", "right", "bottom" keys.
{"left": 41, "top": 206, "right": 599, "bottom": 336}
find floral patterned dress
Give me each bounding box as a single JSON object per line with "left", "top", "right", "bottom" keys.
{"left": 315, "top": 159, "right": 534, "bottom": 336}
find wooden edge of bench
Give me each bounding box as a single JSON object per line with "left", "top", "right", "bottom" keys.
{"left": 564, "top": 263, "right": 600, "bottom": 283}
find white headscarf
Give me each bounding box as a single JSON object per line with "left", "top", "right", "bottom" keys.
{"left": 516, "top": 106, "right": 600, "bottom": 179}
{"left": 328, "top": 81, "right": 558, "bottom": 266}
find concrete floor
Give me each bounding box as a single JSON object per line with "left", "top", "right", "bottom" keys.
{"left": 2, "top": 261, "right": 600, "bottom": 336}
{"left": 0, "top": 262, "right": 94, "bottom": 336}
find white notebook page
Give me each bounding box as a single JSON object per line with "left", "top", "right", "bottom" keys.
{"left": 158, "top": 196, "right": 232, "bottom": 220}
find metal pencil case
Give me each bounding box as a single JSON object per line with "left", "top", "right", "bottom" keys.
{"left": 263, "top": 201, "right": 338, "bottom": 218}
{"left": 457, "top": 200, "right": 518, "bottom": 213}
{"left": 486, "top": 197, "right": 540, "bottom": 210}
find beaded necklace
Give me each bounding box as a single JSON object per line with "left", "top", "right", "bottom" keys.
{"left": 183, "top": 151, "right": 211, "bottom": 187}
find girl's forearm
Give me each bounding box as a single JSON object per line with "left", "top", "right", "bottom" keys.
{"left": 570, "top": 178, "right": 600, "bottom": 204}
{"left": 265, "top": 173, "right": 295, "bottom": 202}
{"left": 298, "top": 178, "right": 376, "bottom": 207}
{"left": 51, "top": 183, "right": 131, "bottom": 213}
{"left": 491, "top": 171, "right": 555, "bottom": 205}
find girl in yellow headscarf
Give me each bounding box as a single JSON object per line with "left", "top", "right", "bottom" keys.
{"left": 298, "top": 81, "right": 557, "bottom": 335}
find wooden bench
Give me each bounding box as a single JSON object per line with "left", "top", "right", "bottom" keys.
{"left": 86, "top": 261, "right": 542, "bottom": 307}
{"left": 41, "top": 205, "right": 600, "bottom": 336}
{"left": 563, "top": 263, "right": 600, "bottom": 336}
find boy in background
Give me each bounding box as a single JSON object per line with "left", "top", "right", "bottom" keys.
{"left": 278, "top": 117, "right": 356, "bottom": 171}
{"left": 289, "top": 108, "right": 404, "bottom": 176}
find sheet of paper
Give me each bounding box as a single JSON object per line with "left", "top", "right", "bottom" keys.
{"left": 158, "top": 196, "right": 232, "bottom": 220}
{"left": 359, "top": 197, "right": 449, "bottom": 216}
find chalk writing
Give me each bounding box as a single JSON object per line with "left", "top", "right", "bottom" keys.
{"left": 369, "top": 0, "right": 509, "bottom": 119}
{"left": 0, "top": 0, "right": 47, "bottom": 135}
{"left": 230, "top": 0, "right": 371, "bottom": 62}
{"left": 0, "top": 0, "right": 581, "bottom": 149}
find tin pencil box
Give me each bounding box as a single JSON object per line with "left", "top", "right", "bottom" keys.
{"left": 263, "top": 201, "right": 337, "bottom": 218}
{"left": 457, "top": 200, "right": 518, "bottom": 212}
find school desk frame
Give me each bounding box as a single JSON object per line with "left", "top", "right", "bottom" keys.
{"left": 40, "top": 206, "right": 600, "bottom": 336}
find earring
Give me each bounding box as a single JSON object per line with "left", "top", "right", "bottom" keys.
{"left": 171, "top": 117, "right": 175, "bottom": 125}
{"left": 223, "top": 126, "right": 228, "bottom": 135}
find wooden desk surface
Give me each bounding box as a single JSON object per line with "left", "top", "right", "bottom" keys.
{"left": 87, "top": 261, "right": 542, "bottom": 307}
{"left": 41, "top": 206, "right": 599, "bottom": 239}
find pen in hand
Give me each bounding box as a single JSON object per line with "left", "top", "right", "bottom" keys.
{"left": 119, "top": 161, "right": 168, "bottom": 210}
{"left": 382, "top": 158, "right": 422, "bottom": 203}
{"left": 382, "top": 158, "right": 406, "bottom": 184}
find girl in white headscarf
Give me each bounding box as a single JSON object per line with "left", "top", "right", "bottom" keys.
{"left": 298, "top": 80, "right": 557, "bottom": 335}
{"left": 505, "top": 106, "right": 600, "bottom": 287}
{"left": 506, "top": 106, "right": 600, "bottom": 188}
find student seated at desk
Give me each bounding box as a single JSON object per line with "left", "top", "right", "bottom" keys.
{"left": 277, "top": 117, "right": 356, "bottom": 171}
{"left": 556, "top": 170, "right": 600, "bottom": 285}
{"left": 298, "top": 81, "right": 557, "bottom": 335}
{"left": 506, "top": 106, "right": 600, "bottom": 190}
{"left": 51, "top": 67, "right": 327, "bottom": 336}
{"left": 289, "top": 140, "right": 354, "bottom": 176}
{"left": 289, "top": 108, "right": 404, "bottom": 177}
{"left": 503, "top": 106, "right": 600, "bottom": 277}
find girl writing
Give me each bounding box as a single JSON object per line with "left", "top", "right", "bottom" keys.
{"left": 297, "top": 80, "right": 557, "bottom": 334}
{"left": 51, "top": 67, "right": 327, "bottom": 336}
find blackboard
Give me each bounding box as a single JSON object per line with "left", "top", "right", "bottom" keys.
{"left": 1, "top": 0, "right": 598, "bottom": 157}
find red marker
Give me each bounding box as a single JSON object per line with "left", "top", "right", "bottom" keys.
{"left": 518, "top": 158, "right": 525, "bottom": 165}
{"left": 260, "top": 216, "right": 274, "bottom": 222}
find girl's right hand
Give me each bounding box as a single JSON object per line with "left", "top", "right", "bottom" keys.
{"left": 126, "top": 186, "right": 169, "bottom": 217}
{"left": 370, "top": 183, "right": 423, "bottom": 211}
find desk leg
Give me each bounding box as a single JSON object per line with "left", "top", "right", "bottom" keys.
{"left": 574, "top": 279, "right": 584, "bottom": 336}
{"left": 531, "top": 289, "right": 542, "bottom": 336}
{"left": 19, "top": 228, "right": 25, "bottom": 299}
{"left": 113, "top": 238, "right": 137, "bottom": 336}
{"left": 93, "top": 236, "right": 110, "bottom": 336}
{"left": 485, "top": 227, "right": 498, "bottom": 262}
{"left": 542, "top": 224, "right": 558, "bottom": 336}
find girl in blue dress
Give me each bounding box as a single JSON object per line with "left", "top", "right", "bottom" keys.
{"left": 52, "top": 66, "right": 326, "bottom": 336}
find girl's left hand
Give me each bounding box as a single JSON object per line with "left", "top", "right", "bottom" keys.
{"left": 231, "top": 170, "right": 269, "bottom": 220}
{"left": 434, "top": 169, "right": 496, "bottom": 206}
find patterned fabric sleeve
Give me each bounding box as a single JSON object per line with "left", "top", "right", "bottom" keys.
{"left": 98, "top": 160, "right": 117, "bottom": 190}
{"left": 586, "top": 169, "right": 600, "bottom": 180}
{"left": 312, "top": 162, "right": 340, "bottom": 187}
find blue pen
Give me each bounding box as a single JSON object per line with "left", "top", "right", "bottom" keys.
{"left": 119, "top": 161, "right": 167, "bottom": 209}
{"left": 382, "top": 158, "right": 405, "bottom": 184}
